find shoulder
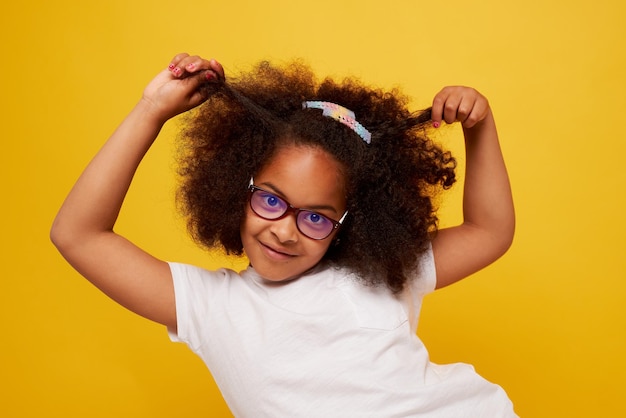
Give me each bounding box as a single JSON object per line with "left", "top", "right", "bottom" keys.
{"left": 331, "top": 248, "right": 435, "bottom": 332}
{"left": 330, "top": 243, "right": 437, "bottom": 300}
{"left": 168, "top": 261, "right": 240, "bottom": 280}
{"left": 168, "top": 262, "right": 245, "bottom": 294}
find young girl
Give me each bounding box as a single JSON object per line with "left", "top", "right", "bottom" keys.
{"left": 51, "top": 53, "right": 517, "bottom": 417}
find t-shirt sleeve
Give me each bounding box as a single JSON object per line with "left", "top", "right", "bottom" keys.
{"left": 410, "top": 243, "right": 437, "bottom": 297}
{"left": 400, "top": 244, "right": 437, "bottom": 331}
{"left": 167, "top": 262, "right": 222, "bottom": 351}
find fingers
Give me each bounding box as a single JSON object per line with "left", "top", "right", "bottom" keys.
{"left": 168, "top": 53, "right": 223, "bottom": 82}
{"left": 207, "top": 58, "right": 224, "bottom": 80}
{"left": 431, "top": 86, "right": 489, "bottom": 129}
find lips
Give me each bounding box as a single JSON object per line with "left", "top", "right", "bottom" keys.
{"left": 259, "top": 241, "right": 296, "bottom": 261}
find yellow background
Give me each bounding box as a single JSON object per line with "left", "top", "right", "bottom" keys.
{"left": 2, "top": 1, "right": 625, "bottom": 416}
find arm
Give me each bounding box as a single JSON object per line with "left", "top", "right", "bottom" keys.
{"left": 50, "top": 54, "right": 224, "bottom": 329}
{"left": 430, "top": 86, "right": 515, "bottom": 289}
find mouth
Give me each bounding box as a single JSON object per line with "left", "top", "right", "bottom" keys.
{"left": 259, "top": 241, "right": 296, "bottom": 260}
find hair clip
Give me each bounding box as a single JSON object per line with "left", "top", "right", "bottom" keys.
{"left": 302, "top": 101, "right": 372, "bottom": 144}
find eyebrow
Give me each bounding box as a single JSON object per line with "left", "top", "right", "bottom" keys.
{"left": 258, "top": 181, "right": 341, "bottom": 215}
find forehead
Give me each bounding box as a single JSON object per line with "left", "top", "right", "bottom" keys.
{"left": 256, "top": 145, "right": 346, "bottom": 211}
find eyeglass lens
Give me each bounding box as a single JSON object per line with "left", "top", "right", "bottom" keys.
{"left": 250, "top": 188, "right": 336, "bottom": 240}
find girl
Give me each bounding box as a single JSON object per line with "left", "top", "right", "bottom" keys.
{"left": 51, "top": 53, "right": 517, "bottom": 417}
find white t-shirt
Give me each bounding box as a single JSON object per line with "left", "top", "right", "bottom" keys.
{"left": 168, "top": 249, "right": 517, "bottom": 417}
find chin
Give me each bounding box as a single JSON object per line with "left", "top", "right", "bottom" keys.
{"left": 243, "top": 239, "right": 326, "bottom": 283}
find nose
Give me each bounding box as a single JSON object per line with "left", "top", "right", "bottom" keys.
{"left": 269, "top": 213, "right": 299, "bottom": 243}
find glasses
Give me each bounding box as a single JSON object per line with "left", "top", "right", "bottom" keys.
{"left": 248, "top": 179, "right": 348, "bottom": 240}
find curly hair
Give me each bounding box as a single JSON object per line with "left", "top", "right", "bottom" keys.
{"left": 176, "top": 60, "right": 456, "bottom": 293}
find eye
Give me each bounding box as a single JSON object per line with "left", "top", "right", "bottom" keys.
{"left": 257, "top": 191, "right": 286, "bottom": 211}
{"left": 264, "top": 194, "right": 280, "bottom": 207}
{"left": 301, "top": 211, "right": 331, "bottom": 227}
{"left": 307, "top": 212, "right": 322, "bottom": 224}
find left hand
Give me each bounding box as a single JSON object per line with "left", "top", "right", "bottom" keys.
{"left": 431, "top": 86, "right": 490, "bottom": 129}
{"left": 430, "top": 86, "right": 514, "bottom": 289}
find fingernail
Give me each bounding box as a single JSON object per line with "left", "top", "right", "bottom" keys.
{"left": 172, "top": 67, "right": 181, "bottom": 76}
{"left": 432, "top": 121, "right": 440, "bottom": 128}
{"left": 205, "top": 72, "right": 215, "bottom": 81}
{"left": 168, "top": 63, "right": 175, "bottom": 70}
{"left": 187, "top": 63, "right": 195, "bottom": 70}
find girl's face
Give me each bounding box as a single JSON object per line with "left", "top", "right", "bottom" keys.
{"left": 241, "top": 144, "right": 347, "bottom": 281}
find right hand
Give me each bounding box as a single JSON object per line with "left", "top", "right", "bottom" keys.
{"left": 50, "top": 52, "right": 226, "bottom": 330}
{"left": 141, "top": 53, "right": 225, "bottom": 123}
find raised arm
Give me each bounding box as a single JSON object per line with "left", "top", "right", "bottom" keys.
{"left": 430, "top": 86, "right": 515, "bottom": 289}
{"left": 50, "top": 54, "right": 224, "bottom": 329}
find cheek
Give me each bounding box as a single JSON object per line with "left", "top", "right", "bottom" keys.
{"left": 241, "top": 210, "right": 258, "bottom": 239}
{"left": 307, "top": 237, "right": 334, "bottom": 258}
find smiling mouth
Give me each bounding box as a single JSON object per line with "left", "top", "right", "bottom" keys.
{"left": 260, "top": 241, "right": 296, "bottom": 260}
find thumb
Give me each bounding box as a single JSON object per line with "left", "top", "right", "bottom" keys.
{"left": 183, "top": 70, "right": 217, "bottom": 107}
{"left": 209, "top": 59, "right": 225, "bottom": 81}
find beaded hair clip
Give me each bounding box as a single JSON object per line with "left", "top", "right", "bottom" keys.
{"left": 302, "top": 101, "right": 372, "bottom": 144}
